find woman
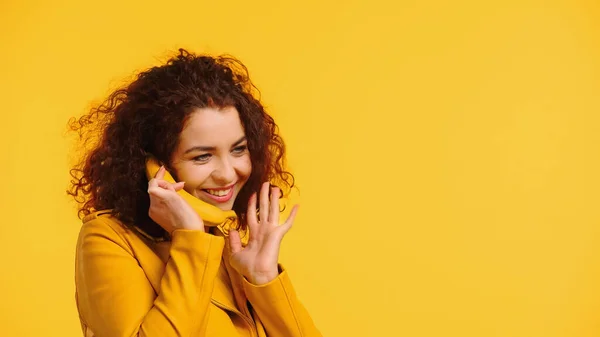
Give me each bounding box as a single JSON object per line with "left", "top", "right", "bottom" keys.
{"left": 69, "top": 49, "right": 321, "bottom": 337}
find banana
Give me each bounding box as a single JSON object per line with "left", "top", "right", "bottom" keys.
{"left": 145, "top": 156, "right": 237, "bottom": 227}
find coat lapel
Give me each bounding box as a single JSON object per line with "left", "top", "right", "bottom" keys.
{"left": 125, "top": 228, "right": 240, "bottom": 312}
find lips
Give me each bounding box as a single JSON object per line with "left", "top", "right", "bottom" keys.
{"left": 202, "top": 185, "right": 235, "bottom": 203}
{"left": 205, "top": 188, "right": 231, "bottom": 197}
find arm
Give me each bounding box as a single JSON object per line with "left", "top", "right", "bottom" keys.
{"left": 243, "top": 266, "right": 322, "bottom": 337}
{"left": 76, "top": 217, "right": 223, "bottom": 337}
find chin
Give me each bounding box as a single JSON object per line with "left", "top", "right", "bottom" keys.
{"left": 202, "top": 196, "right": 235, "bottom": 211}
{"left": 200, "top": 197, "right": 233, "bottom": 211}
{"left": 217, "top": 203, "right": 234, "bottom": 211}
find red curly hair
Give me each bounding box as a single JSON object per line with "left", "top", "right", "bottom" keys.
{"left": 68, "top": 48, "right": 294, "bottom": 239}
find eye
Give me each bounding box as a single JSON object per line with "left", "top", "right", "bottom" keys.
{"left": 232, "top": 145, "right": 248, "bottom": 154}
{"left": 193, "top": 154, "right": 211, "bottom": 162}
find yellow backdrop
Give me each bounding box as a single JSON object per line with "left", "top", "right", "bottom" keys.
{"left": 1, "top": 0, "right": 600, "bottom": 336}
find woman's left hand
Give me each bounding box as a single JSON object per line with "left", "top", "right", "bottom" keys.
{"left": 228, "top": 182, "right": 299, "bottom": 285}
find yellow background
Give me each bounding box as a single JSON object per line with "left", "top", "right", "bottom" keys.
{"left": 1, "top": 0, "right": 600, "bottom": 336}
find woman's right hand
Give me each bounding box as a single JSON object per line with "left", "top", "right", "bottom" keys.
{"left": 147, "top": 166, "right": 204, "bottom": 233}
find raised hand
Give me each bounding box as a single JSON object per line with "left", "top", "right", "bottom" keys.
{"left": 147, "top": 166, "right": 204, "bottom": 233}
{"left": 228, "top": 182, "right": 299, "bottom": 285}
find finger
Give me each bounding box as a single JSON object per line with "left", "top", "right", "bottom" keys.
{"left": 148, "top": 178, "right": 159, "bottom": 190}
{"left": 259, "top": 181, "right": 270, "bottom": 225}
{"left": 280, "top": 204, "right": 299, "bottom": 234}
{"left": 156, "top": 180, "right": 175, "bottom": 191}
{"left": 148, "top": 166, "right": 166, "bottom": 190}
{"left": 269, "top": 186, "right": 281, "bottom": 224}
{"left": 173, "top": 181, "right": 185, "bottom": 191}
{"left": 147, "top": 186, "right": 169, "bottom": 198}
{"left": 246, "top": 193, "right": 259, "bottom": 237}
{"left": 154, "top": 165, "right": 166, "bottom": 179}
{"left": 228, "top": 229, "right": 243, "bottom": 255}
{"left": 148, "top": 182, "right": 177, "bottom": 198}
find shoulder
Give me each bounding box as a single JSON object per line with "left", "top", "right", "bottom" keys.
{"left": 80, "top": 210, "right": 127, "bottom": 236}
{"left": 77, "top": 210, "right": 135, "bottom": 255}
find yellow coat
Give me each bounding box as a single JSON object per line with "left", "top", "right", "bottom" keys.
{"left": 74, "top": 158, "right": 321, "bottom": 336}
{"left": 75, "top": 211, "right": 321, "bottom": 337}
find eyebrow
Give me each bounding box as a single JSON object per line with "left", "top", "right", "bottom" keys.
{"left": 183, "top": 136, "right": 247, "bottom": 154}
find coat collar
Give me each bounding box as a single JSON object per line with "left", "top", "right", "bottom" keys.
{"left": 126, "top": 223, "right": 242, "bottom": 312}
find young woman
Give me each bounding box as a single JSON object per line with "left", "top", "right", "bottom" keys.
{"left": 69, "top": 49, "right": 321, "bottom": 337}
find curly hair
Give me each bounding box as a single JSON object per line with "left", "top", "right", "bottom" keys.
{"left": 68, "top": 48, "right": 294, "bottom": 239}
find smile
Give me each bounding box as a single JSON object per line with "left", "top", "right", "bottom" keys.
{"left": 202, "top": 186, "right": 235, "bottom": 202}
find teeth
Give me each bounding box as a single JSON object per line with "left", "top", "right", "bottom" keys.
{"left": 206, "top": 189, "right": 230, "bottom": 197}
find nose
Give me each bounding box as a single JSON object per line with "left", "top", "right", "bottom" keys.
{"left": 211, "top": 156, "right": 236, "bottom": 185}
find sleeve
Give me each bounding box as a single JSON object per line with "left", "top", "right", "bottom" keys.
{"left": 75, "top": 218, "right": 224, "bottom": 337}
{"left": 242, "top": 265, "right": 322, "bottom": 337}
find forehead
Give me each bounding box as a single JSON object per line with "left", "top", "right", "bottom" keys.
{"left": 179, "top": 106, "right": 245, "bottom": 143}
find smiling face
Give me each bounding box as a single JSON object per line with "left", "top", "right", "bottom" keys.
{"left": 170, "top": 106, "right": 252, "bottom": 211}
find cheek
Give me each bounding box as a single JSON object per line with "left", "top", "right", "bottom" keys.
{"left": 176, "top": 164, "right": 212, "bottom": 187}
{"left": 236, "top": 156, "right": 252, "bottom": 181}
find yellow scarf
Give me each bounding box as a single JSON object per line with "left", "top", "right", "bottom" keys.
{"left": 145, "top": 157, "right": 248, "bottom": 243}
